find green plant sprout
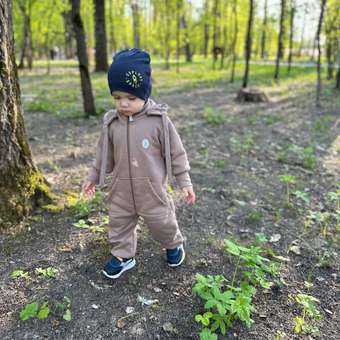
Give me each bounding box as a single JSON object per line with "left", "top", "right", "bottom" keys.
{"left": 193, "top": 236, "right": 280, "bottom": 339}
{"left": 293, "top": 294, "right": 321, "bottom": 335}
{"left": 279, "top": 175, "right": 297, "bottom": 206}
{"left": 292, "top": 190, "right": 310, "bottom": 204}
{"left": 35, "top": 267, "right": 59, "bottom": 278}
{"left": 204, "top": 107, "right": 225, "bottom": 126}
{"left": 20, "top": 296, "right": 72, "bottom": 322}
{"left": 72, "top": 219, "right": 105, "bottom": 233}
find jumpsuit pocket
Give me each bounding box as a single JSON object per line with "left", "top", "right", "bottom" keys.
{"left": 104, "top": 178, "right": 119, "bottom": 203}
{"left": 147, "top": 179, "right": 168, "bottom": 206}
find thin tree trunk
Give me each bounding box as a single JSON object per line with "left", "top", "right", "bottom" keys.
{"left": 94, "top": 0, "right": 108, "bottom": 71}
{"left": 181, "top": 15, "right": 192, "bottom": 62}
{"left": 230, "top": 0, "right": 238, "bottom": 82}
{"left": 62, "top": 10, "right": 75, "bottom": 59}
{"left": 108, "top": 0, "right": 116, "bottom": 54}
{"left": 242, "top": 0, "right": 254, "bottom": 88}
{"left": 71, "top": 0, "right": 96, "bottom": 116}
{"left": 274, "top": 0, "right": 286, "bottom": 81}
{"left": 335, "top": 62, "right": 340, "bottom": 89}
{"left": 203, "top": 0, "right": 209, "bottom": 58}
{"left": 326, "top": 41, "right": 333, "bottom": 79}
{"left": 287, "top": 0, "right": 295, "bottom": 74}
{"left": 316, "top": 0, "right": 327, "bottom": 108}
{"left": 176, "top": 0, "right": 181, "bottom": 72}
{"left": 164, "top": 0, "right": 171, "bottom": 69}
{"left": 212, "top": 0, "right": 219, "bottom": 69}
{"left": 0, "top": 0, "right": 51, "bottom": 226}
{"left": 131, "top": 1, "right": 140, "bottom": 48}
{"left": 260, "top": 0, "right": 267, "bottom": 59}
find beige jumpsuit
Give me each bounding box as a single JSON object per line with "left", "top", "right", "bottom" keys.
{"left": 87, "top": 99, "right": 192, "bottom": 258}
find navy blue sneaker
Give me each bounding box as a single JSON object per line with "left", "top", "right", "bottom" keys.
{"left": 102, "top": 256, "right": 136, "bottom": 279}
{"left": 166, "top": 245, "right": 185, "bottom": 267}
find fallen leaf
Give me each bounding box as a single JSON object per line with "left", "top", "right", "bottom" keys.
{"left": 288, "top": 245, "right": 301, "bottom": 255}
{"left": 270, "top": 234, "right": 281, "bottom": 243}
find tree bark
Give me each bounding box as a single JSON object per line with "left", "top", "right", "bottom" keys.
{"left": 287, "top": 0, "right": 295, "bottom": 74}
{"left": 176, "top": 0, "right": 182, "bottom": 72}
{"left": 242, "top": 0, "right": 254, "bottom": 88}
{"left": 274, "top": 0, "right": 286, "bottom": 81}
{"left": 316, "top": 0, "right": 327, "bottom": 108}
{"left": 230, "top": 0, "right": 238, "bottom": 83}
{"left": 260, "top": 0, "right": 268, "bottom": 59}
{"left": 203, "top": 0, "right": 209, "bottom": 58}
{"left": 70, "top": 0, "right": 96, "bottom": 116}
{"left": 131, "top": 1, "right": 140, "bottom": 49}
{"left": 62, "top": 10, "right": 75, "bottom": 59}
{"left": 180, "top": 14, "right": 192, "bottom": 62}
{"left": 0, "top": 0, "right": 51, "bottom": 227}
{"left": 17, "top": 1, "right": 34, "bottom": 69}
{"left": 108, "top": 0, "right": 116, "bottom": 54}
{"left": 94, "top": 0, "right": 108, "bottom": 71}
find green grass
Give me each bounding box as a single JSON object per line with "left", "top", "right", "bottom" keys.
{"left": 19, "top": 57, "right": 338, "bottom": 118}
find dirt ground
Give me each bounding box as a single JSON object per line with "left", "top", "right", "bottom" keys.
{"left": 0, "top": 79, "right": 339, "bottom": 339}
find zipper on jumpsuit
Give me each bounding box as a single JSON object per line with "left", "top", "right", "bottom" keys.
{"left": 127, "top": 115, "right": 137, "bottom": 212}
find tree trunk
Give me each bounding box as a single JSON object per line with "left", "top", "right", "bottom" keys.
{"left": 260, "top": 0, "right": 267, "bottom": 59}
{"left": 230, "top": 0, "right": 238, "bottom": 83}
{"left": 274, "top": 0, "right": 286, "bottom": 81}
{"left": 108, "top": 0, "right": 116, "bottom": 54}
{"left": 164, "top": 0, "right": 171, "bottom": 70}
{"left": 203, "top": 0, "right": 209, "bottom": 58}
{"left": 0, "top": 0, "right": 51, "bottom": 227}
{"left": 316, "top": 0, "right": 327, "bottom": 108}
{"left": 131, "top": 1, "right": 140, "bottom": 49}
{"left": 212, "top": 0, "right": 219, "bottom": 69}
{"left": 71, "top": 0, "right": 96, "bottom": 116}
{"left": 326, "top": 41, "right": 333, "bottom": 80}
{"left": 181, "top": 15, "right": 192, "bottom": 62}
{"left": 62, "top": 10, "right": 75, "bottom": 59}
{"left": 94, "top": 0, "right": 108, "bottom": 72}
{"left": 287, "top": 0, "right": 295, "bottom": 74}
{"left": 242, "top": 0, "right": 254, "bottom": 88}
{"left": 176, "top": 0, "right": 182, "bottom": 72}
{"left": 335, "top": 62, "right": 340, "bottom": 89}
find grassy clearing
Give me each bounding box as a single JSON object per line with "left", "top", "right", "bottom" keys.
{"left": 19, "top": 58, "right": 338, "bottom": 118}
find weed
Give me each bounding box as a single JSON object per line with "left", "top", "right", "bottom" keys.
{"left": 204, "top": 107, "right": 225, "bottom": 126}
{"left": 293, "top": 293, "right": 321, "bottom": 335}
{"left": 20, "top": 296, "right": 72, "bottom": 322}
{"left": 73, "top": 191, "right": 104, "bottom": 218}
{"left": 292, "top": 190, "right": 310, "bottom": 204}
{"left": 279, "top": 175, "right": 297, "bottom": 207}
{"left": 193, "top": 236, "right": 280, "bottom": 339}
{"left": 35, "top": 267, "right": 59, "bottom": 278}
{"left": 72, "top": 219, "right": 106, "bottom": 233}
{"left": 277, "top": 144, "right": 317, "bottom": 170}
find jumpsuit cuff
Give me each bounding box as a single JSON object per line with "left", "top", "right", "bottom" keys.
{"left": 87, "top": 168, "right": 100, "bottom": 185}
{"left": 175, "top": 172, "right": 192, "bottom": 189}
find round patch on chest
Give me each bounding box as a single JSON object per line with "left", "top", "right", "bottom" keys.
{"left": 142, "top": 138, "right": 150, "bottom": 149}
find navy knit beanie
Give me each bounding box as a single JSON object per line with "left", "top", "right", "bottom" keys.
{"left": 108, "top": 48, "right": 152, "bottom": 100}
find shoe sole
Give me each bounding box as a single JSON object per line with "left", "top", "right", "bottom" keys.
{"left": 102, "top": 258, "right": 136, "bottom": 279}
{"left": 168, "top": 248, "right": 186, "bottom": 267}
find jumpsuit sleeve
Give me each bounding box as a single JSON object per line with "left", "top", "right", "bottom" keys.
{"left": 167, "top": 117, "right": 192, "bottom": 188}
{"left": 87, "top": 124, "right": 114, "bottom": 185}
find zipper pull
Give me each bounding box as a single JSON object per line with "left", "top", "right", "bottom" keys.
{"left": 129, "top": 116, "right": 134, "bottom": 122}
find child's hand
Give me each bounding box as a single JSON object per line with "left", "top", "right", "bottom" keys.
{"left": 181, "top": 186, "right": 196, "bottom": 204}
{"left": 81, "top": 181, "right": 96, "bottom": 199}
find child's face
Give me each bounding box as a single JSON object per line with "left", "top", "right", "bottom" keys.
{"left": 112, "top": 91, "right": 145, "bottom": 116}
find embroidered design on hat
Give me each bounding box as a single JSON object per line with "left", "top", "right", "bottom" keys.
{"left": 125, "top": 70, "right": 143, "bottom": 88}
{"left": 142, "top": 138, "right": 150, "bottom": 149}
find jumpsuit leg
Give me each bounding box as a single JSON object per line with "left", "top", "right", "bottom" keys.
{"left": 107, "top": 211, "right": 139, "bottom": 259}
{"left": 142, "top": 197, "right": 184, "bottom": 250}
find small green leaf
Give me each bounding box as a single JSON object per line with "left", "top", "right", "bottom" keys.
{"left": 63, "top": 309, "right": 72, "bottom": 321}
{"left": 20, "top": 302, "right": 39, "bottom": 321}
{"left": 37, "top": 302, "right": 50, "bottom": 319}
{"left": 225, "top": 240, "right": 240, "bottom": 256}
